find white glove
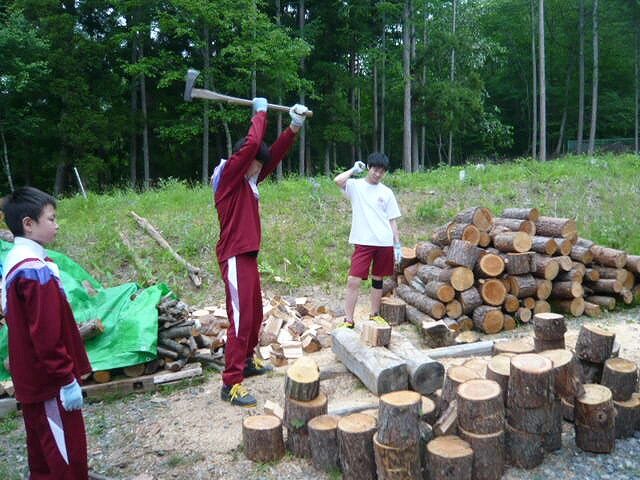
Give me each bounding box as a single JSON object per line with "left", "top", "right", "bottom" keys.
{"left": 289, "top": 104, "right": 308, "bottom": 127}
{"left": 352, "top": 161, "right": 366, "bottom": 174}
{"left": 394, "top": 242, "right": 403, "bottom": 265}
{"left": 252, "top": 97, "right": 268, "bottom": 113}
{"left": 60, "top": 379, "right": 84, "bottom": 411}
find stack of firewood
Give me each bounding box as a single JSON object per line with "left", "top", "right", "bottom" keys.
{"left": 389, "top": 206, "right": 640, "bottom": 339}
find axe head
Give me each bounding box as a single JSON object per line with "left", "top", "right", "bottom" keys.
{"left": 184, "top": 68, "right": 200, "bottom": 102}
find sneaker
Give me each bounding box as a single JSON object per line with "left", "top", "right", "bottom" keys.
{"left": 221, "top": 383, "right": 257, "bottom": 407}
{"left": 369, "top": 315, "right": 388, "bottom": 326}
{"left": 244, "top": 356, "right": 273, "bottom": 377}
{"left": 337, "top": 321, "right": 355, "bottom": 329}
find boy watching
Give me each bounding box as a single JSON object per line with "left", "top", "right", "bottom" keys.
{"left": 1, "top": 186, "right": 91, "bottom": 478}
{"left": 334, "top": 153, "right": 402, "bottom": 328}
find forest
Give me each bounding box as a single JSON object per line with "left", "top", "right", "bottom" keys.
{"left": 0, "top": 0, "right": 639, "bottom": 194}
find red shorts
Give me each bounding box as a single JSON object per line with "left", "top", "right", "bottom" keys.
{"left": 349, "top": 245, "right": 394, "bottom": 279}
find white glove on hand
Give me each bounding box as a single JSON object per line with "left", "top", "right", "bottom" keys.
{"left": 394, "top": 242, "right": 403, "bottom": 265}
{"left": 352, "top": 161, "right": 366, "bottom": 174}
{"left": 60, "top": 379, "right": 83, "bottom": 411}
{"left": 252, "top": 97, "right": 268, "bottom": 113}
{"left": 289, "top": 104, "right": 308, "bottom": 127}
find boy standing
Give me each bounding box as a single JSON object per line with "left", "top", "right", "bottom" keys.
{"left": 212, "top": 98, "right": 307, "bottom": 407}
{"left": 334, "top": 153, "right": 402, "bottom": 328}
{"left": 1, "top": 187, "right": 91, "bottom": 478}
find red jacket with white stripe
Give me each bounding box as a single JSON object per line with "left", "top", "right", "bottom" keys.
{"left": 2, "top": 238, "right": 91, "bottom": 403}
{"left": 211, "top": 112, "right": 296, "bottom": 262}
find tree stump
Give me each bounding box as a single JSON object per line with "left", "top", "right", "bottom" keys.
{"left": 380, "top": 297, "right": 406, "bottom": 325}
{"left": 533, "top": 337, "right": 566, "bottom": 352}
{"left": 284, "top": 392, "right": 328, "bottom": 458}
{"left": 426, "top": 435, "right": 473, "bottom": 480}
{"left": 285, "top": 357, "right": 320, "bottom": 402}
{"left": 532, "top": 312, "right": 566, "bottom": 340}
{"left": 493, "top": 339, "right": 534, "bottom": 356}
{"left": 575, "top": 324, "right": 616, "bottom": 363}
{"left": 446, "top": 239, "right": 483, "bottom": 269}
{"left": 360, "top": 320, "right": 392, "bottom": 347}
{"left": 600, "top": 357, "right": 638, "bottom": 401}
{"left": 377, "top": 390, "right": 421, "bottom": 447}
{"left": 308, "top": 414, "right": 340, "bottom": 473}
{"left": 472, "top": 306, "right": 504, "bottom": 334}
{"left": 505, "top": 423, "right": 544, "bottom": 469}
{"left": 442, "top": 365, "right": 481, "bottom": 405}
{"left": 337, "top": 413, "right": 377, "bottom": 480}
{"left": 415, "top": 241, "right": 443, "bottom": 264}
{"left": 574, "top": 384, "right": 616, "bottom": 453}
{"left": 457, "top": 287, "right": 483, "bottom": 315}
{"left": 539, "top": 349, "right": 584, "bottom": 399}
{"left": 486, "top": 354, "right": 512, "bottom": 405}
{"left": 543, "top": 396, "right": 563, "bottom": 452}
{"left": 243, "top": 415, "right": 285, "bottom": 463}
{"left": 507, "top": 354, "right": 553, "bottom": 409}
{"left": 373, "top": 432, "right": 421, "bottom": 480}
{"left": 456, "top": 379, "right": 504, "bottom": 434}
{"left": 458, "top": 427, "right": 505, "bottom": 480}
{"left": 614, "top": 395, "right": 640, "bottom": 439}
{"left": 478, "top": 279, "right": 507, "bottom": 306}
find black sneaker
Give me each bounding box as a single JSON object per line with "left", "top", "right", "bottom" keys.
{"left": 220, "top": 383, "right": 257, "bottom": 407}
{"left": 244, "top": 357, "right": 273, "bottom": 377}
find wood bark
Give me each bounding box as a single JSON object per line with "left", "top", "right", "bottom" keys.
{"left": 373, "top": 432, "right": 421, "bottom": 480}
{"left": 575, "top": 324, "right": 615, "bottom": 363}
{"left": 284, "top": 392, "right": 328, "bottom": 458}
{"left": 505, "top": 252, "right": 534, "bottom": 275}
{"left": 387, "top": 331, "right": 445, "bottom": 395}
{"left": 308, "top": 415, "right": 340, "bottom": 473}
{"left": 456, "top": 379, "right": 504, "bottom": 434}
{"left": 509, "top": 274, "right": 537, "bottom": 298}
{"left": 446, "top": 239, "right": 482, "bottom": 269}
{"left": 377, "top": 390, "right": 421, "bottom": 447}
{"left": 534, "top": 216, "right": 577, "bottom": 239}
{"left": 614, "top": 396, "right": 640, "bottom": 439}
{"left": 508, "top": 354, "right": 553, "bottom": 409}
{"left": 600, "top": 358, "right": 638, "bottom": 401}
{"left": 539, "top": 349, "right": 584, "bottom": 399}
{"left": 591, "top": 245, "right": 628, "bottom": 268}
{"left": 426, "top": 435, "right": 473, "bottom": 480}
{"left": 532, "top": 312, "right": 566, "bottom": 340}
{"left": 458, "top": 427, "right": 505, "bottom": 480}
{"left": 396, "top": 284, "right": 445, "bottom": 319}
{"left": 575, "top": 384, "right": 615, "bottom": 453}
{"left": 472, "top": 306, "right": 504, "bottom": 334}
{"left": 493, "top": 217, "right": 536, "bottom": 235}
{"left": 379, "top": 297, "right": 406, "bottom": 325}
{"left": 531, "top": 236, "right": 558, "bottom": 255}
{"left": 505, "top": 423, "right": 544, "bottom": 469}
{"left": 585, "top": 295, "right": 616, "bottom": 310}
{"left": 285, "top": 357, "right": 320, "bottom": 401}
{"left": 415, "top": 241, "right": 443, "bottom": 264}
{"left": 338, "top": 413, "right": 378, "bottom": 480}
{"left": 457, "top": 287, "right": 482, "bottom": 315}
{"left": 243, "top": 415, "right": 285, "bottom": 462}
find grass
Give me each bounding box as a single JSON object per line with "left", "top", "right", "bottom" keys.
{"left": 49, "top": 154, "right": 640, "bottom": 307}
{"left": 0, "top": 412, "right": 19, "bottom": 434}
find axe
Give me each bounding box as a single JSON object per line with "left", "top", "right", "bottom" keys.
{"left": 184, "top": 69, "right": 313, "bottom": 117}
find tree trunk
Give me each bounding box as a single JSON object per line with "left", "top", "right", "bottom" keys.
{"left": 276, "top": 0, "right": 284, "bottom": 180}
{"left": 0, "top": 121, "right": 15, "bottom": 192}
{"left": 577, "top": 0, "right": 585, "bottom": 154}
{"left": 373, "top": 61, "right": 378, "bottom": 153}
{"left": 139, "top": 45, "right": 150, "bottom": 189}
{"left": 421, "top": 8, "right": 428, "bottom": 168}
{"left": 587, "top": 0, "right": 599, "bottom": 156}
{"left": 448, "top": 0, "right": 457, "bottom": 166}
{"left": 298, "top": 0, "right": 306, "bottom": 176}
{"left": 402, "top": 0, "right": 412, "bottom": 172}
{"left": 531, "top": 0, "right": 538, "bottom": 160}
{"left": 554, "top": 61, "right": 573, "bottom": 156}
{"left": 636, "top": 22, "right": 639, "bottom": 155}
{"left": 538, "top": 0, "right": 546, "bottom": 161}
{"left": 381, "top": 12, "right": 387, "bottom": 155}
{"left": 202, "top": 25, "right": 211, "bottom": 185}
{"left": 129, "top": 29, "right": 138, "bottom": 187}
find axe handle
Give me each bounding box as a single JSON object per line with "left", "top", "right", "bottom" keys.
{"left": 191, "top": 88, "right": 313, "bottom": 117}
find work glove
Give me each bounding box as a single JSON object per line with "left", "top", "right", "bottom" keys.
{"left": 289, "top": 104, "right": 308, "bottom": 127}
{"left": 60, "top": 379, "right": 83, "bottom": 411}
{"left": 352, "top": 161, "right": 366, "bottom": 175}
{"left": 252, "top": 97, "right": 268, "bottom": 113}
{"left": 394, "top": 242, "right": 403, "bottom": 265}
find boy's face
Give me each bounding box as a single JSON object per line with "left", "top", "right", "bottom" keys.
{"left": 246, "top": 159, "right": 263, "bottom": 179}
{"left": 23, "top": 204, "right": 58, "bottom": 246}
{"left": 366, "top": 166, "right": 387, "bottom": 185}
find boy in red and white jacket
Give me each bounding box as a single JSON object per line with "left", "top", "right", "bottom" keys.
{"left": 2, "top": 187, "right": 91, "bottom": 479}
{"left": 212, "top": 98, "right": 307, "bottom": 407}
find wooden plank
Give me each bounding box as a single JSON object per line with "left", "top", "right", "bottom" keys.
{"left": 153, "top": 363, "right": 203, "bottom": 385}
{"left": 82, "top": 374, "right": 156, "bottom": 400}
{"left": 427, "top": 340, "right": 495, "bottom": 359}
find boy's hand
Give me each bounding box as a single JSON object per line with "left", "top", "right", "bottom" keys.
{"left": 352, "top": 161, "right": 366, "bottom": 174}
{"left": 289, "top": 104, "right": 308, "bottom": 127}
{"left": 394, "top": 242, "right": 403, "bottom": 265}
{"left": 252, "top": 97, "right": 268, "bottom": 113}
{"left": 60, "top": 379, "right": 83, "bottom": 411}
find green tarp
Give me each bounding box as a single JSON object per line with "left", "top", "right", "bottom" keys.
{"left": 0, "top": 240, "right": 169, "bottom": 381}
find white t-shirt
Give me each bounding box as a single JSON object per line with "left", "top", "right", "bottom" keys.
{"left": 344, "top": 178, "right": 401, "bottom": 246}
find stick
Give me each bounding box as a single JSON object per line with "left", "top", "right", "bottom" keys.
{"left": 129, "top": 211, "right": 202, "bottom": 287}
{"left": 190, "top": 88, "right": 314, "bottom": 117}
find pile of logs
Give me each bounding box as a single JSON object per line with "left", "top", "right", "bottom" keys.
{"left": 388, "top": 206, "right": 640, "bottom": 341}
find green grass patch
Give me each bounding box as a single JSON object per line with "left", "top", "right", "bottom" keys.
{"left": 0, "top": 412, "right": 19, "bottom": 434}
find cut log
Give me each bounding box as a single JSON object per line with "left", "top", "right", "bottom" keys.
{"left": 422, "top": 320, "right": 455, "bottom": 349}
{"left": 475, "top": 253, "right": 505, "bottom": 277}
{"left": 493, "top": 339, "right": 535, "bottom": 355}
{"left": 442, "top": 366, "right": 481, "bottom": 406}
{"left": 493, "top": 217, "right": 536, "bottom": 235}
{"left": 522, "top": 296, "right": 536, "bottom": 309}
{"left": 428, "top": 341, "right": 495, "bottom": 359}
{"left": 396, "top": 246, "right": 418, "bottom": 273}
{"left": 405, "top": 305, "right": 436, "bottom": 330}
{"left": 584, "top": 279, "right": 623, "bottom": 295}
{"left": 533, "top": 337, "right": 565, "bottom": 352}
{"left": 456, "top": 379, "right": 504, "bottom": 434}
{"left": 509, "top": 274, "right": 537, "bottom": 298}
{"left": 78, "top": 319, "right": 105, "bottom": 342}
{"left": 337, "top": 413, "right": 377, "bottom": 480}
{"left": 455, "top": 330, "right": 480, "bottom": 344}
{"left": 583, "top": 301, "right": 602, "bottom": 317}
{"left": 446, "top": 239, "right": 482, "bottom": 269}
{"left": 553, "top": 237, "right": 572, "bottom": 256}
{"left": 506, "top": 402, "right": 552, "bottom": 434}
{"left": 579, "top": 358, "right": 604, "bottom": 384}
{"left": 486, "top": 354, "right": 512, "bottom": 405}
{"left": 543, "top": 396, "right": 563, "bottom": 452}
{"left": 505, "top": 252, "right": 534, "bottom": 275}
{"left": 552, "top": 297, "right": 585, "bottom": 317}
{"left": 502, "top": 314, "right": 516, "bottom": 330}
{"left": 243, "top": 415, "right": 285, "bottom": 463}
{"left": 574, "top": 384, "right": 616, "bottom": 453}
{"left": 396, "top": 284, "right": 445, "bottom": 319}
{"left": 92, "top": 371, "right": 111, "bottom": 384}
{"left": 377, "top": 390, "right": 421, "bottom": 447}
{"left": 285, "top": 357, "right": 320, "bottom": 401}
{"left": 555, "top": 255, "right": 574, "bottom": 271}
{"left": 562, "top": 396, "right": 575, "bottom": 422}
{"left": 504, "top": 423, "right": 544, "bottom": 469}
{"left": 534, "top": 216, "right": 577, "bottom": 238}
{"left": 123, "top": 363, "right": 146, "bottom": 378}
{"left": 446, "top": 300, "right": 463, "bottom": 320}
{"left": 507, "top": 354, "right": 553, "bottom": 409}
{"left": 284, "top": 392, "right": 328, "bottom": 458}
{"left": 539, "top": 349, "right": 584, "bottom": 399}
{"left": 454, "top": 207, "right": 493, "bottom": 231}
{"left": 492, "top": 231, "right": 532, "bottom": 253}
{"left": 449, "top": 223, "right": 481, "bottom": 246}
{"left": 532, "top": 312, "right": 566, "bottom": 340}
{"left": 379, "top": 297, "right": 406, "bottom": 325}
{"left": 426, "top": 435, "right": 473, "bottom": 480}
{"left": 415, "top": 241, "right": 443, "bottom": 264}
{"left": 556, "top": 268, "right": 585, "bottom": 282}
{"left": 382, "top": 277, "right": 398, "bottom": 297}
{"left": 584, "top": 268, "right": 600, "bottom": 282}
{"left": 534, "top": 278, "right": 552, "bottom": 300}
{"left": 472, "top": 306, "right": 504, "bottom": 334}
{"left": 530, "top": 236, "right": 558, "bottom": 255}
{"left": 478, "top": 279, "right": 507, "bottom": 306}
{"left": 626, "top": 254, "right": 640, "bottom": 275}
{"left": 308, "top": 415, "right": 340, "bottom": 473}
{"left": 575, "top": 324, "right": 616, "bottom": 363}
{"left": 550, "top": 281, "right": 584, "bottom": 299}
{"left": 501, "top": 207, "right": 540, "bottom": 222}
{"left": 531, "top": 254, "right": 559, "bottom": 280}
{"left": 387, "top": 330, "right": 445, "bottom": 395}
{"left": 533, "top": 300, "right": 551, "bottom": 314}
{"left": 591, "top": 245, "right": 628, "bottom": 269}
{"left": 502, "top": 293, "right": 519, "bottom": 313}
{"left": 458, "top": 427, "right": 505, "bottom": 480}
{"left": 431, "top": 222, "right": 453, "bottom": 246}
{"left": 570, "top": 245, "right": 594, "bottom": 264}
{"left": 614, "top": 396, "right": 640, "bottom": 439}
{"left": 425, "top": 281, "right": 455, "bottom": 303}
{"left": 585, "top": 295, "right": 616, "bottom": 310}
{"left": 456, "top": 316, "right": 474, "bottom": 332}
{"left": 463, "top": 357, "right": 487, "bottom": 377}
{"left": 600, "top": 358, "right": 638, "bottom": 401}
{"left": 421, "top": 396, "right": 438, "bottom": 425}
{"left": 457, "top": 287, "right": 483, "bottom": 315}
{"left": 373, "top": 432, "right": 421, "bottom": 480}
{"left": 360, "top": 320, "right": 392, "bottom": 347}
{"left": 515, "top": 307, "right": 532, "bottom": 324}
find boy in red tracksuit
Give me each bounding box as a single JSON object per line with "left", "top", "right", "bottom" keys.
{"left": 212, "top": 98, "right": 308, "bottom": 407}
{"left": 1, "top": 187, "right": 92, "bottom": 479}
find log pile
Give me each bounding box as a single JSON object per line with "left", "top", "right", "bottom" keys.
{"left": 388, "top": 206, "right": 639, "bottom": 341}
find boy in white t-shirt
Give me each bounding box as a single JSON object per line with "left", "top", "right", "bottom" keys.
{"left": 334, "top": 152, "right": 402, "bottom": 328}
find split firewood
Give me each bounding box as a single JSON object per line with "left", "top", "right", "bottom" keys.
{"left": 79, "top": 319, "right": 105, "bottom": 342}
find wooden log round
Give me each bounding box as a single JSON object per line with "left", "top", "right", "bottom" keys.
{"left": 454, "top": 207, "right": 493, "bottom": 231}
{"left": 533, "top": 300, "right": 551, "bottom": 314}
{"left": 387, "top": 331, "right": 445, "bottom": 396}
{"left": 515, "top": 307, "right": 532, "bottom": 324}
{"left": 421, "top": 395, "right": 438, "bottom": 425}
{"left": 600, "top": 358, "right": 639, "bottom": 401}
{"left": 396, "top": 284, "right": 446, "bottom": 319}
{"left": 534, "top": 278, "right": 552, "bottom": 300}
{"left": 532, "top": 254, "right": 560, "bottom": 280}
{"left": 507, "top": 354, "right": 554, "bottom": 409}
{"left": 584, "top": 279, "right": 623, "bottom": 294}
{"left": 285, "top": 357, "right": 320, "bottom": 401}
{"left": 446, "top": 239, "right": 483, "bottom": 269}
{"left": 415, "top": 241, "right": 444, "bottom": 264}
{"left": 583, "top": 301, "right": 602, "bottom": 317}
{"left": 509, "top": 274, "right": 538, "bottom": 298}
{"left": 501, "top": 207, "right": 540, "bottom": 222}
{"left": 441, "top": 266, "right": 475, "bottom": 292}
{"left": 506, "top": 403, "right": 551, "bottom": 434}
{"left": 377, "top": 390, "right": 421, "bottom": 448}
{"left": 396, "top": 246, "right": 418, "bottom": 273}
{"left": 431, "top": 223, "right": 452, "bottom": 247}
{"left": 534, "top": 216, "right": 577, "bottom": 239}
{"left": 555, "top": 255, "right": 574, "bottom": 271}
{"left": 456, "top": 315, "right": 474, "bottom": 332}
{"left": 380, "top": 297, "right": 407, "bottom": 325}
{"left": 532, "top": 312, "right": 566, "bottom": 340}
{"left": 543, "top": 396, "right": 563, "bottom": 452}
{"left": 243, "top": 415, "right": 285, "bottom": 463}
{"left": 308, "top": 414, "right": 340, "bottom": 473}
{"left": 575, "top": 324, "right": 616, "bottom": 363}
{"left": 476, "top": 252, "right": 505, "bottom": 277}
{"left": 539, "top": 348, "right": 584, "bottom": 399}
{"left": 486, "top": 354, "right": 513, "bottom": 406}
{"left": 574, "top": 384, "right": 616, "bottom": 453}
{"left": 504, "top": 423, "right": 544, "bottom": 470}
{"left": 492, "top": 231, "right": 532, "bottom": 253}
{"left": 284, "top": 392, "right": 329, "bottom": 458}
{"left": 591, "top": 245, "right": 628, "bottom": 269}
{"left": 463, "top": 357, "right": 488, "bottom": 377}
{"left": 456, "top": 379, "right": 504, "bottom": 434}
{"left": 426, "top": 435, "right": 473, "bottom": 480}
{"left": 449, "top": 223, "right": 481, "bottom": 246}
{"left": 457, "top": 287, "right": 483, "bottom": 315}
{"left": 505, "top": 252, "right": 534, "bottom": 275}
{"left": 478, "top": 279, "right": 507, "bottom": 306}
{"left": 446, "top": 300, "right": 463, "bottom": 320}
{"left": 556, "top": 267, "right": 585, "bottom": 283}
{"left": 472, "top": 306, "right": 504, "bottom": 334}
{"left": 550, "top": 280, "right": 584, "bottom": 299}
{"left": 531, "top": 236, "right": 558, "bottom": 255}
{"left": 458, "top": 427, "right": 505, "bottom": 480}
{"left": 533, "top": 337, "right": 565, "bottom": 352}
{"left": 442, "top": 365, "right": 481, "bottom": 406}
{"left": 502, "top": 293, "right": 519, "bottom": 313}
{"left": 337, "top": 413, "right": 378, "bottom": 480}
{"left": 425, "top": 281, "right": 455, "bottom": 303}
{"left": 373, "top": 432, "right": 421, "bottom": 480}
{"left": 493, "top": 339, "right": 534, "bottom": 356}
{"left": 585, "top": 295, "right": 616, "bottom": 310}
{"left": 614, "top": 395, "right": 640, "bottom": 439}
{"left": 570, "top": 245, "right": 593, "bottom": 264}
{"left": 553, "top": 297, "right": 585, "bottom": 317}
{"left": 522, "top": 296, "right": 536, "bottom": 310}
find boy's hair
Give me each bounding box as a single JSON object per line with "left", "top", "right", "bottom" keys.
{"left": 232, "top": 137, "right": 271, "bottom": 166}
{"left": 1, "top": 187, "right": 57, "bottom": 236}
{"left": 367, "top": 152, "right": 390, "bottom": 170}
